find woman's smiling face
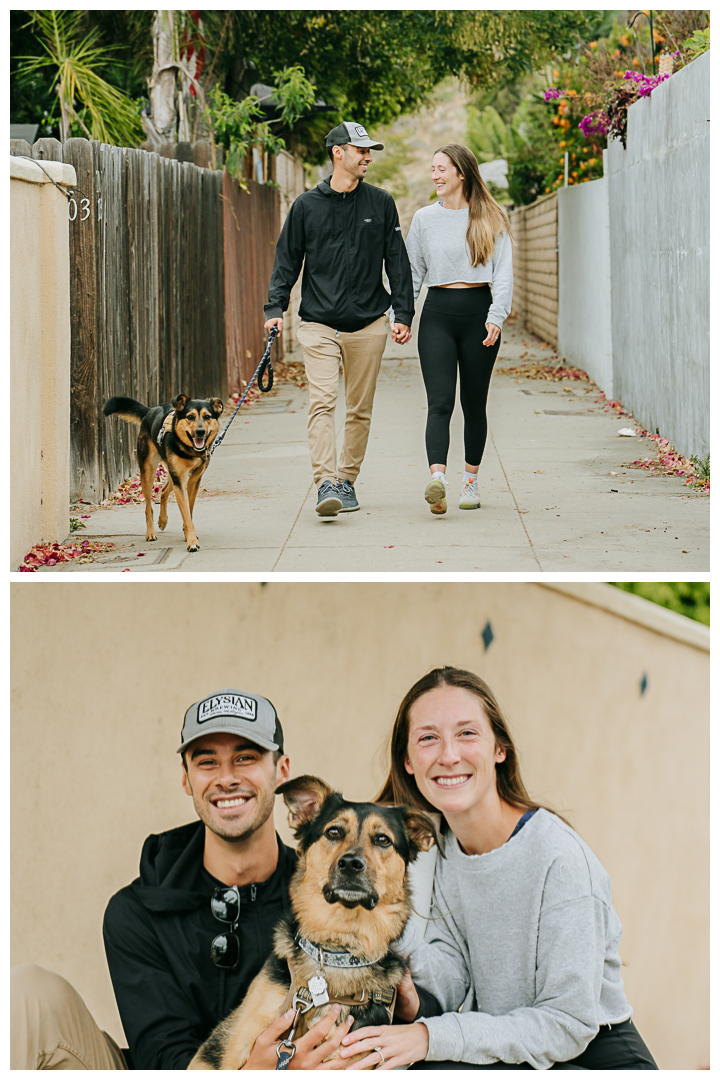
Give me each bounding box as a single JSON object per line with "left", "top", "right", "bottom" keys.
{"left": 405, "top": 685, "right": 506, "bottom": 816}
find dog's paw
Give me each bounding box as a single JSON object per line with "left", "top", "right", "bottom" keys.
{"left": 146, "top": 533, "right": 158, "bottom": 542}
{"left": 158, "top": 519, "right": 167, "bottom": 531}
{"left": 187, "top": 542, "right": 200, "bottom": 552}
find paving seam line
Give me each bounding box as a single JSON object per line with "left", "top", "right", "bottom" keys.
{"left": 488, "top": 427, "right": 543, "bottom": 572}
{"left": 272, "top": 480, "right": 316, "bottom": 571}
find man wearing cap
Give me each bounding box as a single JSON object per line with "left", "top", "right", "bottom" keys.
{"left": 11, "top": 689, "right": 352, "bottom": 1070}
{"left": 264, "top": 120, "right": 415, "bottom": 516}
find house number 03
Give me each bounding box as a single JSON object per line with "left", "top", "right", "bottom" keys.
{"left": 68, "top": 197, "right": 91, "bottom": 222}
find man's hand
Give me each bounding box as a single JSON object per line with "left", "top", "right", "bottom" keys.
{"left": 483, "top": 321, "right": 500, "bottom": 347}
{"left": 391, "top": 322, "right": 412, "bottom": 345}
{"left": 241, "top": 1003, "right": 353, "bottom": 1070}
{"left": 339, "top": 1021, "right": 430, "bottom": 1070}
{"left": 393, "top": 970, "right": 421, "bottom": 1022}
{"left": 265, "top": 317, "right": 284, "bottom": 336}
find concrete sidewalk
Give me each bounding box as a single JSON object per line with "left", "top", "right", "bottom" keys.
{"left": 38, "top": 316, "right": 708, "bottom": 573}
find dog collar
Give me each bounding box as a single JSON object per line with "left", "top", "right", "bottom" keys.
{"left": 296, "top": 935, "right": 381, "bottom": 969}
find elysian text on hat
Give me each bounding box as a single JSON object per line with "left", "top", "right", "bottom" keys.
{"left": 178, "top": 689, "right": 284, "bottom": 754}
{"left": 325, "top": 121, "right": 384, "bottom": 152}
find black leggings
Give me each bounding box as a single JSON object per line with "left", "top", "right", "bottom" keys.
{"left": 408, "top": 1019, "right": 658, "bottom": 1070}
{"left": 418, "top": 286, "right": 501, "bottom": 468}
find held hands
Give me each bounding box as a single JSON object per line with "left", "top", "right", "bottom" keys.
{"left": 241, "top": 1003, "right": 353, "bottom": 1070}
{"left": 391, "top": 322, "right": 412, "bottom": 345}
{"left": 483, "top": 321, "right": 500, "bottom": 347}
{"left": 264, "top": 317, "right": 284, "bottom": 336}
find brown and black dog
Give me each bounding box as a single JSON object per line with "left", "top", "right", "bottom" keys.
{"left": 103, "top": 394, "right": 223, "bottom": 552}
{"left": 188, "top": 776, "right": 441, "bottom": 1070}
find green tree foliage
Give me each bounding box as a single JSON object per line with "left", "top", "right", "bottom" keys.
{"left": 610, "top": 583, "right": 710, "bottom": 626}
{"left": 200, "top": 10, "right": 602, "bottom": 161}
{"left": 11, "top": 10, "right": 600, "bottom": 158}
{"left": 14, "top": 11, "right": 144, "bottom": 146}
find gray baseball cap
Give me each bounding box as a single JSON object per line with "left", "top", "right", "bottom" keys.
{"left": 326, "top": 121, "right": 384, "bottom": 151}
{"left": 177, "top": 689, "right": 284, "bottom": 754}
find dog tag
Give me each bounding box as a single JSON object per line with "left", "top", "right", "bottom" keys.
{"left": 308, "top": 975, "right": 330, "bottom": 1007}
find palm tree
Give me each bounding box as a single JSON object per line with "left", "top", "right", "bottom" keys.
{"left": 16, "top": 11, "right": 144, "bottom": 146}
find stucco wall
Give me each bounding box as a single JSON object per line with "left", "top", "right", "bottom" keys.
{"left": 275, "top": 149, "right": 306, "bottom": 356}
{"left": 10, "top": 581, "right": 709, "bottom": 1068}
{"left": 606, "top": 51, "right": 710, "bottom": 457}
{"left": 10, "top": 156, "right": 75, "bottom": 567}
{"left": 557, "top": 176, "right": 613, "bottom": 397}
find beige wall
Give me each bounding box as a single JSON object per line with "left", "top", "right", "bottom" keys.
{"left": 10, "top": 582, "right": 709, "bottom": 1068}
{"left": 10, "top": 156, "right": 75, "bottom": 568}
{"left": 275, "top": 149, "right": 306, "bottom": 357}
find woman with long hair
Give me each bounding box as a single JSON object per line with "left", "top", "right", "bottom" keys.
{"left": 339, "top": 666, "right": 658, "bottom": 1070}
{"left": 405, "top": 145, "right": 513, "bottom": 514}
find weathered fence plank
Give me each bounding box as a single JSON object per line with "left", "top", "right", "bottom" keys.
{"left": 223, "top": 173, "right": 283, "bottom": 393}
{"left": 510, "top": 192, "right": 558, "bottom": 346}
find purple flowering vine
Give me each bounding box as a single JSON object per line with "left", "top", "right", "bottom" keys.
{"left": 579, "top": 111, "right": 609, "bottom": 138}
{"left": 622, "top": 69, "right": 670, "bottom": 97}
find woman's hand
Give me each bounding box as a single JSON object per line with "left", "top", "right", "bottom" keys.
{"left": 483, "top": 321, "right": 500, "bottom": 347}
{"left": 394, "top": 970, "right": 421, "bottom": 1022}
{"left": 241, "top": 1004, "right": 353, "bottom": 1069}
{"left": 339, "top": 1021, "right": 429, "bottom": 1070}
{"left": 391, "top": 322, "right": 412, "bottom": 344}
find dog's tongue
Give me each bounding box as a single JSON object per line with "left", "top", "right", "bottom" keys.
{"left": 193, "top": 437, "right": 206, "bottom": 450}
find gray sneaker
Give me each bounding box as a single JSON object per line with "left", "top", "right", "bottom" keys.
{"left": 315, "top": 480, "right": 342, "bottom": 517}
{"left": 337, "top": 478, "right": 360, "bottom": 512}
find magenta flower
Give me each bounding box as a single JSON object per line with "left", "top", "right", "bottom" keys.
{"left": 544, "top": 88, "right": 563, "bottom": 101}
{"left": 579, "top": 110, "right": 609, "bottom": 138}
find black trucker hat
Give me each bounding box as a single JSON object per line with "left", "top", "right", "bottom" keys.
{"left": 326, "top": 120, "right": 384, "bottom": 151}
{"left": 178, "top": 689, "right": 284, "bottom": 754}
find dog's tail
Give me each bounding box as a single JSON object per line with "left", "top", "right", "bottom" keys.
{"left": 103, "top": 397, "right": 149, "bottom": 425}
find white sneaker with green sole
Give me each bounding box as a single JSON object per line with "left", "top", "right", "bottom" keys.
{"left": 459, "top": 479, "right": 481, "bottom": 509}
{"left": 425, "top": 476, "right": 448, "bottom": 515}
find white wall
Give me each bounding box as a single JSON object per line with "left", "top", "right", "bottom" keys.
{"left": 557, "top": 177, "right": 613, "bottom": 396}
{"left": 606, "top": 51, "right": 709, "bottom": 456}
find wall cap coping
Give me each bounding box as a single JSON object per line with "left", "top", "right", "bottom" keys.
{"left": 541, "top": 583, "right": 709, "bottom": 652}
{"left": 10, "top": 156, "right": 77, "bottom": 186}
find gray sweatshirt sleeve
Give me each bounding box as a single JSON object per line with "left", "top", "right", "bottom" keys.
{"left": 404, "top": 214, "right": 428, "bottom": 303}
{"left": 420, "top": 893, "right": 610, "bottom": 1069}
{"left": 394, "top": 877, "right": 472, "bottom": 1013}
{"left": 486, "top": 230, "right": 513, "bottom": 330}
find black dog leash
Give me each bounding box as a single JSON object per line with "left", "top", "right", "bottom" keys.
{"left": 211, "top": 326, "right": 278, "bottom": 456}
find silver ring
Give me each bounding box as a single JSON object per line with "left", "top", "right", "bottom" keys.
{"left": 374, "top": 1047, "right": 385, "bottom": 1064}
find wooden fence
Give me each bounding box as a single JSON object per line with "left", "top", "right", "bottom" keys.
{"left": 509, "top": 192, "right": 558, "bottom": 347}
{"left": 11, "top": 137, "right": 283, "bottom": 502}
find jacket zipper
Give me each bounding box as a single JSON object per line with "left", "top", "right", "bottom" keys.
{"left": 250, "top": 884, "right": 257, "bottom": 901}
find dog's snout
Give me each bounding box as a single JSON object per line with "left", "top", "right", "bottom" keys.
{"left": 337, "top": 851, "right": 366, "bottom": 874}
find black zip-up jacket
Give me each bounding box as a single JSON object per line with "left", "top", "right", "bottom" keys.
{"left": 103, "top": 822, "right": 296, "bottom": 1070}
{"left": 264, "top": 178, "right": 414, "bottom": 333}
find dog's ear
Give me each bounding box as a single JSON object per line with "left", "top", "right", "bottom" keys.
{"left": 276, "top": 775, "right": 334, "bottom": 833}
{"left": 403, "top": 808, "right": 445, "bottom": 861}
{"left": 172, "top": 393, "right": 189, "bottom": 413}
{"left": 209, "top": 398, "right": 224, "bottom": 418}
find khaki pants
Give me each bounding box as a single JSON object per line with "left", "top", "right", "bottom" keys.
{"left": 296, "top": 317, "right": 388, "bottom": 486}
{"left": 11, "top": 964, "right": 128, "bottom": 1070}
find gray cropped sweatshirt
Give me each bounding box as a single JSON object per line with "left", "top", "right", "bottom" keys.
{"left": 405, "top": 201, "right": 513, "bottom": 329}
{"left": 397, "top": 809, "right": 632, "bottom": 1069}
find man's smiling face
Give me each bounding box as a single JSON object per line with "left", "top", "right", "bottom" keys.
{"left": 181, "top": 732, "right": 288, "bottom": 842}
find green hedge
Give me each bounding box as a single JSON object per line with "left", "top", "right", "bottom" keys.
{"left": 610, "top": 583, "right": 709, "bottom": 626}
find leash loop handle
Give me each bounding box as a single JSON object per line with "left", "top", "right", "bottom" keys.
{"left": 211, "top": 325, "right": 279, "bottom": 455}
